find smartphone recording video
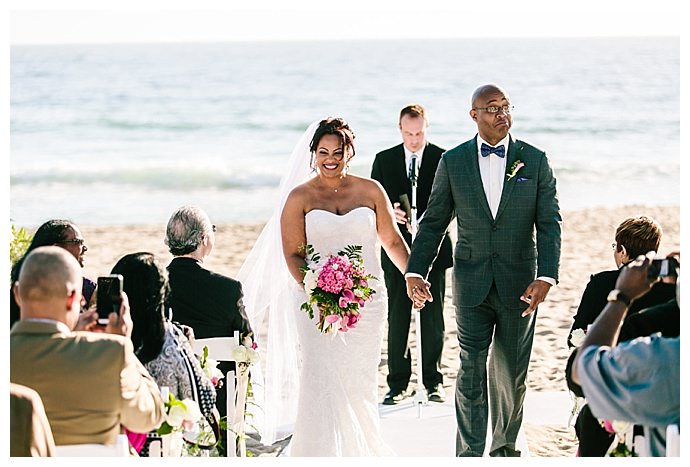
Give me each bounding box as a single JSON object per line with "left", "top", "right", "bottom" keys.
{"left": 647, "top": 257, "right": 679, "bottom": 280}
{"left": 97, "top": 274, "right": 123, "bottom": 325}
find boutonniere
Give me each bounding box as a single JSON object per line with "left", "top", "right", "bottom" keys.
{"left": 506, "top": 160, "right": 525, "bottom": 181}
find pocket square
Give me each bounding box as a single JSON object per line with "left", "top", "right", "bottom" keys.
{"left": 516, "top": 177, "right": 530, "bottom": 182}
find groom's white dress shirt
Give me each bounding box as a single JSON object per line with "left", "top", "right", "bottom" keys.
{"left": 477, "top": 134, "right": 509, "bottom": 219}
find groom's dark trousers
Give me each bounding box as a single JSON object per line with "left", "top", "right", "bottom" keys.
{"left": 407, "top": 135, "right": 561, "bottom": 456}
{"left": 371, "top": 142, "right": 452, "bottom": 394}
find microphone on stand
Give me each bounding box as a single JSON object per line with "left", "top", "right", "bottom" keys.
{"left": 409, "top": 153, "right": 418, "bottom": 184}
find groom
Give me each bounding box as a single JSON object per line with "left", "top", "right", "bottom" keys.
{"left": 406, "top": 84, "right": 561, "bottom": 457}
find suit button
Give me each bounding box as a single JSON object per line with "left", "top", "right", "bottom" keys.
{"left": 492, "top": 253, "right": 499, "bottom": 258}
{"left": 492, "top": 226, "right": 498, "bottom": 232}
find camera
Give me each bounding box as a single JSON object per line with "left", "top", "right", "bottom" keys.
{"left": 97, "top": 274, "right": 123, "bottom": 325}
{"left": 647, "top": 257, "right": 679, "bottom": 280}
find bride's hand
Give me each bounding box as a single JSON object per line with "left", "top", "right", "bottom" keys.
{"left": 406, "top": 277, "right": 432, "bottom": 309}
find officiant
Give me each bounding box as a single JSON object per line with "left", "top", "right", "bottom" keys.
{"left": 371, "top": 104, "right": 452, "bottom": 405}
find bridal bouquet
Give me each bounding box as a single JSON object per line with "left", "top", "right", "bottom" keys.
{"left": 300, "top": 244, "right": 377, "bottom": 334}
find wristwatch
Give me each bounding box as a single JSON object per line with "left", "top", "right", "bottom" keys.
{"left": 607, "top": 289, "right": 631, "bottom": 307}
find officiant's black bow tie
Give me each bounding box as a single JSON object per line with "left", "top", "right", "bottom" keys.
{"left": 480, "top": 143, "right": 505, "bottom": 158}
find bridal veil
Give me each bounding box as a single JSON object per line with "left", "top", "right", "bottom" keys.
{"left": 237, "top": 121, "right": 319, "bottom": 445}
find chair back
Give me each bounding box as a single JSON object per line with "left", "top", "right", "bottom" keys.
{"left": 192, "top": 331, "right": 242, "bottom": 457}
{"left": 54, "top": 434, "right": 129, "bottom": 457}
{"left": 666, "top": 424, "right": 679, "bottom": 457}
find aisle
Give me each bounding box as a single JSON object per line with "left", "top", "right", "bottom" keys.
{"left": 379, "top": 390, "right": 572, "bottom": 457}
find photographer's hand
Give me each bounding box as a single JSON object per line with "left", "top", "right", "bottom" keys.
{"left": 105, "top": 291, "right": 133, "bottom": 338}
{"left": 615, "top": 251, "right": 659, "bottom": 301}
{"left": 75, "top": 309, "right": 101, "bottom": 332}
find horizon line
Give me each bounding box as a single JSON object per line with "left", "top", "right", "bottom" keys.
{"left": 10, "top": 35, "right": 680, "bottom": 47}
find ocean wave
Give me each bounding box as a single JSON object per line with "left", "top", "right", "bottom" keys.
{"left": 10, "top": 168, "right": 282, "bottom": 191}
{"left": 96, "top": 117, "right": 208, "bottom": 132}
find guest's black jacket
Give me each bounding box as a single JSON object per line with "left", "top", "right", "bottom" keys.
{"left": 166, "top": 257, "right": 252, "bottom": 339}
{"left": 567, "top": 268, "right": 676, "bottom": 347}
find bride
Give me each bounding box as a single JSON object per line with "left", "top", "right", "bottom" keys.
{"left": 238, "top": 118, "right": 414, "bottom": 456}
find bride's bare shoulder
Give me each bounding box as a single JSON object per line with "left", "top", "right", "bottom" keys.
{"left": 284, "top": 179, "right": 317, "bottom": 210}
{"left": 350, "top": 175, "right": 385, "bottom": 197}
{"left": 350, "top": 175, "right": 383, "bottom": 191}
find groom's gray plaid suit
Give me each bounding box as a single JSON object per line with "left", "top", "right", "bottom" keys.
{"left": 407, "top": 134, "right": 561, "bottom": 456}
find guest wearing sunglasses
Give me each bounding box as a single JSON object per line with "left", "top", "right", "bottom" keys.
{"left": 10, "top": 219, "right": 97, "bottom": 327}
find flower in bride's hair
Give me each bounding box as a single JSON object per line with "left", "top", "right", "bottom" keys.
{"left": 300, "top": 244, "right": 377, "bottom": 334}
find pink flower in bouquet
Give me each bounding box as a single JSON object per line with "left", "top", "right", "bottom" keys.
{"left": 347, "top": 313, "right": 360, "bottom": 328}
{"left": 325, "top": 314, "right": 340, "bottom": 326}
{"left": 318, "top": 255, "right": 354, "bottom": 293}
{"left": 340, "top": 316, "right": 350, "bottom": 331}
{"left": 338, "top": 289, "right": 355, "bottom": 308}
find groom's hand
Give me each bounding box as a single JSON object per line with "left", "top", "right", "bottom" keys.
{"left": 406, "top": 277, "right": 433, "bottom": 309}
{"left": 520, "top": 280, "right": 552, "bottom": 317}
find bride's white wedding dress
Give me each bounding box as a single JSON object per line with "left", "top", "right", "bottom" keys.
{"left": 288, "top": 206, "right": 395, "bottom": 456}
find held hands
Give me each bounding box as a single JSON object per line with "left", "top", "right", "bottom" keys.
{"left": 406, "top": 276, "right": 433, "bottom": 309}
{"left": 520, "top": 280, "right": 552, "bottom": 317}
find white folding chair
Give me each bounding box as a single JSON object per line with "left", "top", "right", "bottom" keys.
{"left": 54, "top": 434, "right": 129, "bottom": 457}
{"left": 192, "top": 331, "right": 244, "bottom": 457}
{"left": 666, "top": 424, "right": 679, "bottom": 457}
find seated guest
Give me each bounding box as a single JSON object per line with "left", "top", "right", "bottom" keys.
{"left": 10, "top": 383, "right": 56, "bottom": 457}
{"left": 568, "top": 216, "right": 675, "bottom": 347}
{"left": 566, "top": 216, "right": 678, "bottom": 456}
{"left": 110, "top": 252, "right": 217, "bottom": 423}
{"left": 10, "top": 246, "right": 164, "bottom": 447}
{"left": 10, "top": 219, "right": 97, "bottom": 327}
{"left": 165, "top": 205, "right": 253, "bottom": 455}
{"left": 570, "top": 253, "right": 680, "bottom": 457}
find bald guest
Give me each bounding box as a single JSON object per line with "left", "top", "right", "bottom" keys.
{"left": 10, "top": 246, "right": 164, "bottom": 448}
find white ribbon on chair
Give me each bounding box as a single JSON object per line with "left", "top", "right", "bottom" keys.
{"left": 232, "top": 363, "right": 250, "bottom": 457}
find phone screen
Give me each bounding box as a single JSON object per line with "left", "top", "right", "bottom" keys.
{"left": 97, "top": 275, "right": 123, "bottom": 324}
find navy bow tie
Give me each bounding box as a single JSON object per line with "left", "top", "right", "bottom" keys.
{"left": 480, "top": 143, "right": 505, "bottom": 158}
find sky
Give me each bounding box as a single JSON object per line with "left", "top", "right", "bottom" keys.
{"left": 7, "top": 0, "right": 684, "bottom": 45}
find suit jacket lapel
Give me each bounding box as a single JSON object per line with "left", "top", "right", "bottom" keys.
{"left": 418, "top": 142, "right": 434, "bottom": 184}
{"left": 495, "top": 135, "right": 519, "bottom": 221}
{"left": 467, "top": 136, "right": 494, "bottom": 220}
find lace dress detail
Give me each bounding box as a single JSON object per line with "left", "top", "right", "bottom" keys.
{"left": 143, "top": 322, "right": 216, "bottom": 417}
{"left": 289, "top": 207, "right": 394, "bottom": 456}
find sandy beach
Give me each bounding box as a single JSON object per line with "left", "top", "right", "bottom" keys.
{"left": 76, "top": 204, "right": 680, "bottom": 457}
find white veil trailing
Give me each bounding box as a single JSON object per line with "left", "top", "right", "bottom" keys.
{"left": 237, "top": 121, "right": 320, "bottom": 445}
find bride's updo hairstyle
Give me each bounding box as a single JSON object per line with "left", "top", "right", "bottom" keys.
{"left": 309, "top": 117, "right": 356, "bottom": 159}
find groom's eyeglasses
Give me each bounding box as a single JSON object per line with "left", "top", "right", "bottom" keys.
{"left": 474, "top": 105, "right": 514, "bottom": 114}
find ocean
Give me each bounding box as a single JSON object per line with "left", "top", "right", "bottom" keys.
{"left": 10, "top": 37, "right": 680, "bottom": 227}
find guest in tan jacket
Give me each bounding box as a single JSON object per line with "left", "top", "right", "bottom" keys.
{"left": 10, "top": 383, "right": 56, "bottom": 457}
{"left": 10, "top": 246, "right": 165, "bottom": 447}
